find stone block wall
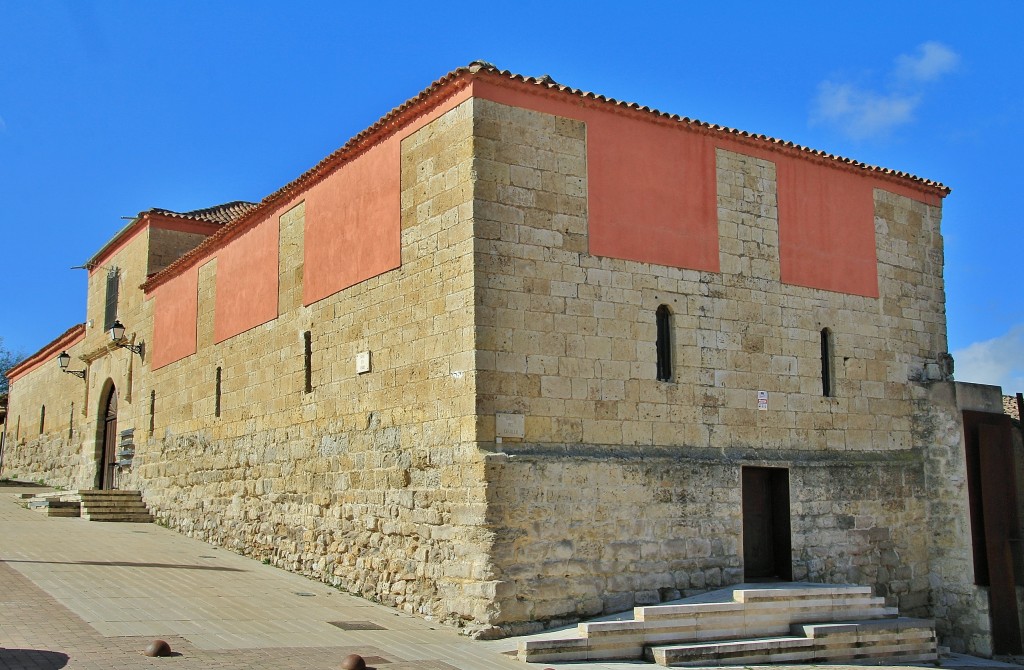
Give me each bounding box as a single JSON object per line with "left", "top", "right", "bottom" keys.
{"left": 2, "top": 354, "right": 90, "bottom": 487}
{"left": 918, "top": 382, "right": 995, "bottom": 655}
{"left": 4, "top": 225, "right": 153, "bottom": 491}
{"left": 3, "top": 82, "right": 979, "bottom": 649}
{"left": 132, "top": 99, "right": 498, "bottom": 626}
{"left": 148, "top": 227, "right": 212, "bottom": 275}
{"left": 472, "top": 98, "right": 946, "bottom": 630}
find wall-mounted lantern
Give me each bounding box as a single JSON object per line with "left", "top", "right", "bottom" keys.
{"left": 108, "top": 320, "right": 143, "bottom": 356}
{"left": 57, "top": 351, "right": 86, "bottom": 379}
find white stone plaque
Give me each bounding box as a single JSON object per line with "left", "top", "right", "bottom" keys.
{"left": 356, "top": 351, "right": 371, "bottom": 374}
{"left": 495, "top": 413, "right": 525, "bottom": 438}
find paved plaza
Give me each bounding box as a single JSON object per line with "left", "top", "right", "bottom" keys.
{"left": 0, "top": 482, "right": 1020, "bottom": 670}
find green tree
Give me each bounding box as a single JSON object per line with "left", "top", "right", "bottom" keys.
{"left": 0, "top": 337, "right": 25, "bottom": 397}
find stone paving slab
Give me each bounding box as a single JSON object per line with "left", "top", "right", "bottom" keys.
{"left": 1, "top": 482, "right": 1021, "bottom": 670}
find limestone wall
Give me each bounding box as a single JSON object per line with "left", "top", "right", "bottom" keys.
{"left": 472, "top": 98, "right": 944, "bottom": 630}
{"left": 4, "top": 226, "right": 153, "bottom": 491}
{"left": 3, "top": 86, "right": 975, "bottom": 646}
{"left": 3, "top": 348, "right": 91, "bottom": 487}
{"left": 133, "top": 99, "right": 496, "bottom": 626}
{"left": 148, "top": 227, "right": 212, "bottom": 275}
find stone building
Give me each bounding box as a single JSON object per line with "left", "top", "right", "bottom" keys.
{"left": 2, "top": 63, "right": 1017, "bottom": 655}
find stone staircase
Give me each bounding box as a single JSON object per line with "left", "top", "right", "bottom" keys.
{"left": 24, "top": 490, "right": 153, "bottom": 522}
{"left": 516, "top": 583, "right": 937, "bottom": 666}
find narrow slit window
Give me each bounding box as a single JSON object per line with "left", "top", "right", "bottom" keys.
{"left": 215, "top": 367, "right": 222, "bottom": 418}
{"left": 656, "top": 305, "right": 673, "bottom": 382}
{"left": 104, "top": 267, "right": 120, "bottom": 330}
{"left": 39, "top": 405, "right": 45, "bottom": 434}
{"left": 69, "top": 403, "right": 74, "bottom": 440}
{"left": 304, "top": 331, "right": 313, "bottom": 394}
{"left": 821, "top": 328, "right": 834, "bottom": 397}
{"left": 149, "top": 390, "right": 156, "bottom": 434}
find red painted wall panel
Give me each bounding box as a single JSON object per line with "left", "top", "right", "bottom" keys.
{"left": 303, "top": 138, "right": 402, "bottom": 306}
{"left": 213, "top": 216, "right": 280, "bottom": 343}
{"left": 151, "top": 265, "right": 199, "bottom": 369}
{"left": 776, "top": 158, "right": 879, "bottom": 297}
{"left": 473, "top": 80, "right": 720, "bottom": 272}
{"left": 587, "top": 114, "right": 718, "bottom": 270}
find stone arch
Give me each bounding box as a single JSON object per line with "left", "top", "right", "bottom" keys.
{"left": 95, "top": 380, "right": 118, "bottom": 490}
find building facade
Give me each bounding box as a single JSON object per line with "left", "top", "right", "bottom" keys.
{"left": 1, "top": 63, "right": 1011, "bottom": 653}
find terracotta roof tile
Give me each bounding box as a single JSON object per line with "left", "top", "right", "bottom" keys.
{"left": 150, "top": 200, "right": 258, "bottom": 225}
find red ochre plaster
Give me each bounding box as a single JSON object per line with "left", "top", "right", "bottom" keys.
{"left": 149, "top": 73, "right": 947, "bottom": 369}
{"left": 472, "top": 79, "right": 720, "bottom": 272}
{"left": 775, "top": 158, "right": 879, "bottom": 297}
{"left": 472, "top": 78, "right": 945, "bottom": 296}
{"left": 213, "top": 214, "right": 280, "bottom": 344}
{"left": 150, "top": 84, "right": 475, "bottom": 367}
{"left": 302, "top": 85, "right": 474, "bottom": 306}
{"left": 151, "top": 264, "right": 199, "bottom": 370}
{"left": 302, "top": 137, "right": 402, "bottom": 306}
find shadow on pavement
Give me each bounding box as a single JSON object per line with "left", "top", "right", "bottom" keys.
{"left": 0, "top": 559, "right": 244, "bottom": 572}
{"left": 0, "top": 648, "right": 69, "bottom": 668}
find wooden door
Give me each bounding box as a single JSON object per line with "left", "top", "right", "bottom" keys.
{"left": 100, "top": 386, "right": 117, "bottom": 490}
{"left": 742, "top": 467, "right": 792, "bottom": 581}
{"left": 963, "top": 410, "right": 1022, "bottom": 654}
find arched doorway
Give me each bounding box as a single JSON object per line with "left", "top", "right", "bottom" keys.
{"left": 98, "top": 385, "right": 118, "bottom": 490}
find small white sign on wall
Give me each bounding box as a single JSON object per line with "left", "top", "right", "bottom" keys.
{"left": 495, "top": 413, "right": 525, "bottom": 439}
{"left": 757, "top": 390, "right": 768, "bottom": 411}
{"left": 356, "top": 351, "right": 372, "bottom": 374}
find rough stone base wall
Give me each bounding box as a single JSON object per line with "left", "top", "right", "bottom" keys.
{"left": 133, "top": 99, "right": 497, "bottom": 630}
{"left": 919, "top": 381, "right": 994, "bottom": 655}
{"left": 485, "top": 446, "right": 929, "bottom": 635}
{"left": 141, "top": 422, "right": 494, "bottom": 626}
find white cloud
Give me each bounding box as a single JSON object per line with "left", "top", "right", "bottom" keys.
{"left": 895, "top": 41, "right": 960, "bottom": 83}
{"left": 813, "top": 82, "right": 918, "bottom": 140}
{"left": 952, "top": 325, "right": 1024, "bottom": 393}
{"left": 811, "top": 41, "right": 959, "bottom": 141}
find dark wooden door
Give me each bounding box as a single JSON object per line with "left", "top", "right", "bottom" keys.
{"left": 100, "top": 387, "right": 117, "bottom": 490}
{"left": 742, "top": 467, "right": 792, "bottom": 581}
{"left": 963, "top": 410, "right": 1022, "bottom": 654}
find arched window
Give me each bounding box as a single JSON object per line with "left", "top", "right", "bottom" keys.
{"left": 820, "top": 328, "right": 834, "bottom": 397}
{"left": 656, "top": 305, "right": 673, "bottom": 382}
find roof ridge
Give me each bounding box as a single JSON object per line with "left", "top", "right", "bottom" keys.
{"left": 150, "top": 200, "right": 259, "bottom": 225}
{"left": 467, "top": 61, "right": 950, "bottom": 193}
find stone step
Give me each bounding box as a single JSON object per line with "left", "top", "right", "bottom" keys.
{"left": 517, "top": 584, "right": 931, "bottom": 665}
{"left": 83, "top": 513, "right": 155, "bottom": 522}
{"left": 77, "top": 490, "right": 154, "bottom": 523}
{"left": 647, "top": 618, "right": 937, "bottom": 667}
{"left": 44, "top": 501, "right": 82, "bottom": 518}
{"left": 75, "top": 500, "right": 149, "bottom": 509}
{"left": 21, "top": 489, "right": 152, "bottom": 522}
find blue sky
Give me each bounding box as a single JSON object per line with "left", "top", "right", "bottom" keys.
{"left": 1, "top": 1, "right": 1022, "bottom": 391}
